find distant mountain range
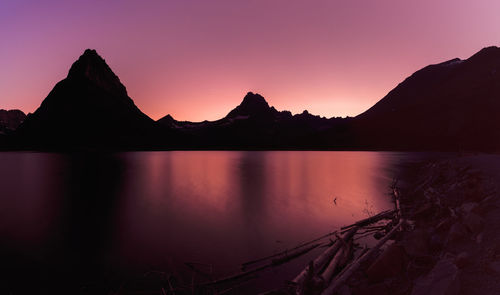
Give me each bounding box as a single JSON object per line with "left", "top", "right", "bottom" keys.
{"left": 2, "top": 46, "right": 500, "bottom": 151}
{"left": 157, "top": 92, "right": 347, "bottom": 149}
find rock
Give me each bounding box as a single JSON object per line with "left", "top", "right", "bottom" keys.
{"left": 474, "top": 197, "right": 497, "bottom": 214}
{"left": 429, "top": 233, "right": 445, "bottom": 252}
{"left": 463, "top": 212, "right": 485, "bottom": 233}
{"left": 460, "top": 202, "right": 478, "bottom": 215}
{"left": 338, "top": 285, "right": 352, "bottom": 295}
{"left": 411, "top": 259, "right": 460, "bottom": 295}
{"left": 401, "top": 229, "right": 430, "bottom": 256}
{"left": 435, "top": 217, "right": 453, "bottom": 233}
{"left": 487, "top": 261, "right": 500, "bottom": 274}
{"left": 413, "top": 203, "right": 435, "bottom": 219}
{"left": 491, "top": 244, "right": 500, "bottom": 257}
{"left": 407, "top": 254, "right": 436, "bottom": 278}
{"left": 366, "top": 244, "right": 407, "bottom": 282}
{"left": 454, "top": 252, "right": 470, "bottom": 269}
{"left": 446, "top": 222, "right": 468, "bottom": 243}
{"left": 476, "top": 232, "right": 484, "bottom": 244}
{"left": 353, "top": 282, "right": 389, "bottom": 295}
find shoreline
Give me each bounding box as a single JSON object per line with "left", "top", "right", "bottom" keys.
{"left": 260, "top": 154, "right": 500, "bottom": 295}
{"left": 335, "top": 154, "right": 500, "bottom": 294}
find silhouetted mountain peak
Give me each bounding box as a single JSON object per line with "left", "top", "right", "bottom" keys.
{"left": 241, "top": 92, "right": 268, "bottom": 106}
{"left": 158, "top": 114, "right": 175, "bottom": 124}
{"left": 473, "top": 46, "right": 500, "bottom": 57}
{"left": 16, "top": 49, "right": 155, "bottom": 147}
{"left": 226, "top": 92, "right": 274, "bottom": 118}
{"left": 162, "top": 114, "right": 174, "bottom": 121}
{"left": 67, "top": 49, "right": 127, "bottom": 96}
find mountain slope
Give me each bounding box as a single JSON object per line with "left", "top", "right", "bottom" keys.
{"left": 352, "top": 46, "right": 500, "bottom": 150}
{"left": 16, "top": 49, "right": 157, "bottom": 148}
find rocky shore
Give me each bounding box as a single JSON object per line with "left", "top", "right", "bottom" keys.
{"left": 339, "top": 155, "right": 500, "bottom": 295}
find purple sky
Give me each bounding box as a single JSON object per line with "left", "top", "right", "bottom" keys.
{"left": 1, "top": 0, "right": 500, "bottom": 120}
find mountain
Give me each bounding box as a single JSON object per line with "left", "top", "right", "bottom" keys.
{"left": 157, "top": 92, "right": 347, "bottom": 149}
{"left": 15, "top": 49, "right": 157, "bottom": 149}
{"left": 351, "top": 46, "right": 500, "bottom": 150}
{"left": 6, "top": 46, "right": 500, "bottom": 150}
{"left": 0, "top": 110, "right": 26, "bottom": 134}
{"left": 226, "top": 92, "right": 282, "bottom": 120}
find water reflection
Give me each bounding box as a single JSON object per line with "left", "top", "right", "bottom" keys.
{"left": 113, "top": 152, "right": 400, "bottom": 274}
{"left": 60, "top": 153, "right": 124, "bottom": 281}
{"left": 0, "top": 152, "right": 129, "bottom": 292}
{"left": 238, "top": 152, "right": 268, "bottom": 225}
{"left": 0, "top": 151, "right": 421, "bottom": 293}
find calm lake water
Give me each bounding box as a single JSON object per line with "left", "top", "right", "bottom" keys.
{"left": 0, "top": 151, "right": 431, "bottom": 293}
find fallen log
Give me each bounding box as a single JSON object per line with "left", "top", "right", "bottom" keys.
{"left": 202, "top": 242, "right": 322, "bottom": 287}
{"left": 241, "top": 229, "right": 341, "bottom": 270}
{"left": 244, "top": 209, "right": 395, "bottom": 271}
{"left": 341, "top": 210, "right": 395, "bottom": 231}
{"left": 290, "top": 227, "right": 358, "bottom": 292}
{"left": 320, "top": 239, "right": 353, "bottom": 284}
{"left": 321, "top": 219, "right": 405, "bottom": 295}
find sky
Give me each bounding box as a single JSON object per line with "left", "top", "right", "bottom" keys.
{"left": 1, "top": 0, "right": 500, "bottom": 121}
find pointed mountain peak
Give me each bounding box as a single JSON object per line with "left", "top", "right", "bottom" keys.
{"left": 83, "top": 48, "right": 99, "bottom": 57}
{"left": 226, "top": 92, "right": 275, "bottom": 118}
{"left": 158, "top": 114, "right": 175, "bottom": 123}
{"left": 157, "top": 114, "right": 177, "bottom": 128}
{"left": 67, "top": 49, "right": 127, "bottom": 96}
{"left": 241, "top": 92, "right": 269, "bottom": 107}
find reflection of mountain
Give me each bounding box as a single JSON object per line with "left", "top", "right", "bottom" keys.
{"left": 6, "top": 46, "right": 500, "bottom": 150}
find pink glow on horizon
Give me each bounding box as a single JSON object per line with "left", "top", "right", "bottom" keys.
{"left": 1, "top": 0, "right": 500, "bottom": 121}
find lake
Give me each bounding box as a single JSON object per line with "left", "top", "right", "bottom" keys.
{"left": 0, "top": 151, "right": 430, "bottom": 293}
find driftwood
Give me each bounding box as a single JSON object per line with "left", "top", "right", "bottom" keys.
{"left": 320, "top": 239, "right": 352, "bottom": 284}
{"left": 241, "top": 229, "right": 341, "bottom": 270}
{"left": 392, "top": 179, "right": 403, "bottom": 220}
{"left": 290, "top": 227, "right": 358, "bottom": 292}
{"left": 202, "top": 242, "right": 322, "bottom": 288}
{"left": 204, "top": 185, "right": 403, "bottom": 294}
{"left": 243, "top": 208, "right": 395, "bottom": 272}
{"left": 321, "top": 219, "right": 405, "bottom": 295}
{"left": 341, "top": 209, "right": 395, "bottom": 231}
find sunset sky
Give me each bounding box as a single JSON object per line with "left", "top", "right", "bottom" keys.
{"left": 1, "top": 0, "right": 500, "bottom": 121}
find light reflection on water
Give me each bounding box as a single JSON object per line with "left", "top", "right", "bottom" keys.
{"left": 0, "top": 151, "right": 423, "bottom": 292}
